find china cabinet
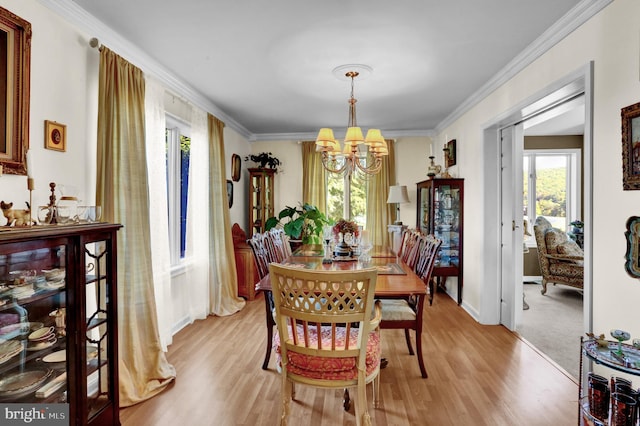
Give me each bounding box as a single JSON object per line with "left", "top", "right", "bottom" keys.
{"left": 416, "top": 178, "right": 464, "bottom": 304}
{"left": 248, "top": 168, "right": 275, "bottom": 235}
{"left": 0, "top": 223, "right": 121, "bottom": 425}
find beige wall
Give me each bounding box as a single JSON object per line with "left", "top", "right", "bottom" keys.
{"left": 433, "top": 0, "right": 640, "bottom": 333}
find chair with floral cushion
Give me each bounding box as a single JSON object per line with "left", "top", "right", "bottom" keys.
{"left": 533, "top": 216, "right": 584, "bottom": 295}
{"left": 269, "top": 264, "right": 382, "bottom": 426}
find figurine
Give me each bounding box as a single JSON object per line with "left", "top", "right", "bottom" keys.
{"left": 1, "top": 201, "right": 34, "bottom": 227}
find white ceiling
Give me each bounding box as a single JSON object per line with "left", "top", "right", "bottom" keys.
{"left": 67, "top": 0, "right": 588, "bottom": 140}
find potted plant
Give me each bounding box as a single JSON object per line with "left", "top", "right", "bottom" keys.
{"left": 265, "top": 203, "right": 328, "bottom": 245}
{"left": 569, "top": 220, "right": 584, "bottom": 234}
{"left": 244, "top": 152, "right": 281, "bottom": 172}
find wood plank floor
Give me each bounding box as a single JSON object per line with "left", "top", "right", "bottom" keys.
{"left": 120, "top": 292, "right": 579, "bottom": 425}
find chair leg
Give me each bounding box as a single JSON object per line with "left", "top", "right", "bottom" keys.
{"left": 279, "top": 375, "right": 291, "bottom": 426}
{"left": 540, "top": 279, "right": 548, "bottom": 295}
{"left": 356, "top": 382, "right": 371, "bottom": 426}
{"left": 404, "top": 329, "right": 415, "bottom": 355}
{"left": 415, "top": 329, "right": 428, "bottom": 378}
{"left": 343, "top": 388, "right": 351, "bottom": 411}
{"left": 262, "top": 293, "right": 274, "bottom": 370}
{"left": 373, "top": 375, "right": 380, "bottom": 408}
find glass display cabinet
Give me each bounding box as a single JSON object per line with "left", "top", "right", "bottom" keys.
{"left": 416, "top": 178, "right": 464, "bottom": 304}
{"left": 248, "top": 168, "right": 275, "bottom": 235}
{"left": 0, "top": 223, "right": 121, "bottom": 425}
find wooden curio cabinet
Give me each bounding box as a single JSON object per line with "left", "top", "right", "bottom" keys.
{"left": 0, "top": 223, "right": 121, "bottom": 425}
{"left": 248, "top": 168, "right": 275, "bottom": 235}
{"left": 416, "top": 178, "right": 464, "bottom": 304}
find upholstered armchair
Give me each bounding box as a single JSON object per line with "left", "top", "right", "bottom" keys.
{"left": 533, "top": 216, "right": 584, "bottom": 295}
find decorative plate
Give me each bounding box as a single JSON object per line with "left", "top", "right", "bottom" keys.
{"left": 42, "top": 349, "right": 66, "bottom": 363}
{"left": 0, "top": 369, "right": 52, "bottom": 399}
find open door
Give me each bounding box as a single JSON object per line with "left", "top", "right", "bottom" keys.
{"left": 499, "top": 124, "right": 524, "bottom": 330}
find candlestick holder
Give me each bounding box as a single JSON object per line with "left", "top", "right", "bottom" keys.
{"left": 27, "top": 177, "right": 34, "bottom": 226}
{"left": 47, "top": 182, "right": 58, "bottom": 224}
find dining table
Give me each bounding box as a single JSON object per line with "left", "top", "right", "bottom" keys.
{"left": 256, "top": 244, "right": 425, "bottom": 298}
{"left": 255, "top": 244, "right": 430, "bottom": 377}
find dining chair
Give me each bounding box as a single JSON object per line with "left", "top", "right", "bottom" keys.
{"left": 269, "top": 227, "right": 292, "bottom": 259}
{"left": 379, "top": 234, "right": 442, "bottom": 378}
{"left": 399, "top": 229, "right": 422, "bottom": 270}
{"left": 269, "top": 264, "right": 382, "bottom": 426}
{"left": 267, "top": 228, "right": 291, "bottom": 262}
{"left": 247, "top": 232, "right": 277, "bottom": 370}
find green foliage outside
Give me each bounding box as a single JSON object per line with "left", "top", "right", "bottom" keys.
{"left": 326, "top": 173, "right": 368, "bottom": 227}
{"left": 523, "top": 166, "right": 567, "bottom": 218}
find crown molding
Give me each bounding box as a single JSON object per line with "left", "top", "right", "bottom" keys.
{"left": 36, "top": 0, "right": 253, "bottom": 140}
{"left": 251, "top": 129, "right": 435, "bottom": 142}
{"left": 435, "top": 0, "right": 612, "bottom": 133}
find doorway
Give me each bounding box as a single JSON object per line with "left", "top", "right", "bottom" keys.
{"left": 480, "top": 63, "right": 593, "bottom": 352}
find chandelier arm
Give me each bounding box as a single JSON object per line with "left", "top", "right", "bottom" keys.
{"left": 321, "top": 152, "right": 351, "bottom": 175}
{"left": 354, "top": 155, "right": 383, "bottom": 175}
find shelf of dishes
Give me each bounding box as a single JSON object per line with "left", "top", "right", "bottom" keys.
{"left": 0, "top": 268, "right": 65, "bottom": 303}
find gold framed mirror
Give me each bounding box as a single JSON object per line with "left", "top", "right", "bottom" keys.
{"left": 0, "top": 6, "right": 31, "bottom": 175}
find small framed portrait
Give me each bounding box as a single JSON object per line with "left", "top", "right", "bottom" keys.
{"left": 622, "top": 102, "right": 640, "bottom": 190}
{"left": 44, "top": 120, "right": 66, "bottom": 152}
{"left": 444, "top": 139, "right": 456, "bottom": 168}
{"left": 226, "top": 179, "right": 233, "bottom": 208}
{"left": 231, "top": 153, "right": 241, "bottom": 182}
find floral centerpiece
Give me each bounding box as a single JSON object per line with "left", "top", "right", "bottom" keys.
{"left": 332, "top": 219, "right": 359, "bottom": 258}
{"left": 333, "top": 219, "right": 359, "bottom": 240}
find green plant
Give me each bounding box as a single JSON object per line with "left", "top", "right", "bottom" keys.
{"left": 265, "top": 203, "right": 328, "bottom": 244}
{"left": 244, "top": 152, "right": 281, "bottom": 171}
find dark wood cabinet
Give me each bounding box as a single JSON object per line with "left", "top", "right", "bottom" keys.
{"left": 248, "top": 168, "right": 275, "bottom": 235}
{"left": 416, "top": 178, "right": 464, "bottom": 304}
{"left": 0, "top": 223, "right": 121, "bottom": 425}
{"left": 232, "top": 224, "right": 256, "bottom": 300}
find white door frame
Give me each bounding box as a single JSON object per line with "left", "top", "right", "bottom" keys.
{"left": 479, "top": 62, "right": 593, "bottom": 335}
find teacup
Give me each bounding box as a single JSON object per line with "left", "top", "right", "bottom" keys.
{"left": 28, "top": 326, "right": 55, "bottom": 342}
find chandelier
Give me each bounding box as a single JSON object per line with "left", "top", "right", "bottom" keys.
{"left": 315, "top": 67, "right": 388, "bottom": 176}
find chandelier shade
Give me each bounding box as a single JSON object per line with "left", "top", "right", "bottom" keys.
{"left": 315, "top": 67, "right": 388, "bottom": 176}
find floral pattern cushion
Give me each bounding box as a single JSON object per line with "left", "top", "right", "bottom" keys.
{"left": 556, "top": 240, "right": 583, "bottom": 257}
{"left": 273, "top": 325, "right": 381, "bottom": 380}
{"left": 544, "top": 228, "right": 567, "bottom": 255}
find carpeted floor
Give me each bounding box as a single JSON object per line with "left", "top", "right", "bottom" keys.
{"left": 517, "top": 281, "right": 583, "bottom": 379}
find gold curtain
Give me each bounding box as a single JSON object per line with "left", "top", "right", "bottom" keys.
{"left": 96, "top": 47, "right": 176, "bottom": 407}
{"left": 301, "top": 141, "right": 327, "bottom": 212}
{"left": 207, "top": 114, "right": 246, "bottom": 315}
{"left": 366, "top": 140, "right": 397, "bottom": 247}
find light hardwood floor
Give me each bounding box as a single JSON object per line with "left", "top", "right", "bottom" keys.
{"left": 120, "top": 292, "right": 579, "bottom": 425}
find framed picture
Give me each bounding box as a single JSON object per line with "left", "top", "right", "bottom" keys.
{"left": 44, "top": 120, "right": 66, "bottom": 152}
{"left": 444, "top": 139, "right": 456, "bottom": 168}
{"left": 621, "top": 102, "right": 640, "bottom": 190}
{"left": 226, "top": 179, "right": 233, "bottom": 208}
{"left": 0, "top": 7, "right": 31, "bottom": 175}
{"left": 624, "top": 216, "right": 640, "bottom": 278}
{"left": 231, "top": 153, "right": 241, "bottom": 182}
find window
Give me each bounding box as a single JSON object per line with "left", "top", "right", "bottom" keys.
{"left": 523, "top": 149, "right": 580, "bottom": 242}
{"left": 166, "top": 116, "right": 191, "bottom": 264}
{"left": 326, "top": 173, "right": 367, "bottom": 227}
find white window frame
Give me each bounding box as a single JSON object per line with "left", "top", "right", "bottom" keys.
{"left": 524, "top": 148, "right": 581, "bottom": 247}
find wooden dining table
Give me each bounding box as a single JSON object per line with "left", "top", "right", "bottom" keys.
{"left": 255, "top": 244, "right": 426, "bottom": 298}
{"left": 255, "top": 244, "right": 430, "bottom": 377}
